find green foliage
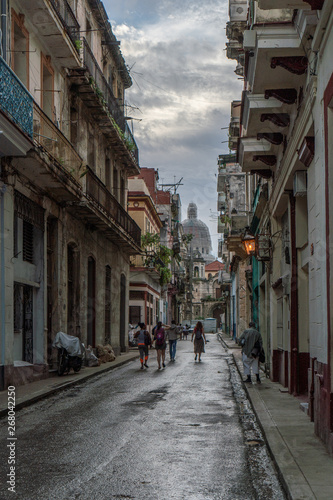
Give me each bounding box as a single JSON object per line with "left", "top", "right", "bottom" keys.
{"left": 159, "top": 267, "right": 172, "bottom": 286}
{"left": 182, "top": 233, "right": 193, "bottom": 247}
{"left": 75, "top": 39, "right": 82, "bottom": 51}
{"left": 141, "top": 232, "right": 160, "bottom": 248}
{"left": 141, "top": 233, "right": 173, "bottom": 285}
{"left": 220, "top": 215, "right": 232, "bottom": 225}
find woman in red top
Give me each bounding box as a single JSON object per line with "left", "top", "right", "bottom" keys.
{"left": 191, "top": 321, "right": 206, "bottom": 362}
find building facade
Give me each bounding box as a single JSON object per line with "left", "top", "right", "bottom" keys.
{"left": 0, "top": 0, "right": 141, "bottom": 388}
{"left": 225, "top": 0, "right": 333, "bottom": 453}
{"left": 128, "top": 169, "right": 163, "bottom": 332}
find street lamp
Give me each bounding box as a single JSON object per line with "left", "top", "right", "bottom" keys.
{"left": 242, "top": 230, "right": 256, "bottom": 256}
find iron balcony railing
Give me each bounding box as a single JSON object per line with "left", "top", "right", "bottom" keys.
{"left": 85, "top": 167, "right": 141, "bottom": 246}
{"left": 0, "top": 56, "right": 33, "bottom": 138}
{"left": 82, "top": 39, "right": 139, "bottom": 163}
{"left": 50, "top": 0, "right": 80, "bottom": 49}
{"left": 33, "top": 102, "right": 83, "bottom": 180}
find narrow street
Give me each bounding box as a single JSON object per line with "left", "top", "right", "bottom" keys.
{"left": 0, "top": 335, "right": 285, "bottom": 500}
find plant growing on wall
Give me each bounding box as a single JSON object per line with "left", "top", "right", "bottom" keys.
{"left": 141, "top": 232, "right": 173, "bottom": 285}
{"left": 182, "top": 233, "right": 193, "bottom": 248}
{"left": 75, "top": 39, "right": 82, "bottom": 51}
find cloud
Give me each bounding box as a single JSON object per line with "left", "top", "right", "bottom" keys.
{"left": 105, "top": 0, "right": 243, "bottom": 254}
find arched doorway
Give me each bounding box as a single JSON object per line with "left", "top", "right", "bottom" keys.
{"left": 67, "top": 242, "right": 80, "bottom": 337}
{"left": 87, "top": 256, "right": 96, "bottom": 347}
{"left": 209, "top": 304, "right": 224, "bottom": 330}
{"left": 120, "top": 274, "right": 126, "bottom": 352}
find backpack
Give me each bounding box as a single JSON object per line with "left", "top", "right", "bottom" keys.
{"left": 195, "top": 328, "right": 202, "bottom": 340}
{"left": 144, "top": 331, "right": 152, "bottom": 346}
{"left": 156, "top": 329, "right": 165, "bottom": 345}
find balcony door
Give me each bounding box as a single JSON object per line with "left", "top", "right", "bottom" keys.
{"left": 11, "top": 9, "right": 29, "bottom": 89}
{"left": 87, "top": 256, "right": 96, "bottom": 347}
{"left": 41, "top": 53, "right": 54, "bottom": 121}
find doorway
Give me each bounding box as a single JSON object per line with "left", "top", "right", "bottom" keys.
{"left": 87, "top": 256, "right": 96, "bottom": 346}
{"left": 120, "top": 274, "right": 126, "bottom": 351}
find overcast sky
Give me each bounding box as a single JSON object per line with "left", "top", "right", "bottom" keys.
{"left": 105, "top": 0, "right": 243, "bottom": 256}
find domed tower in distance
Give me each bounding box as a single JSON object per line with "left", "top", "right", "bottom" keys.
{"left": 182, "top": 203, "right": 215, "bottom": 263}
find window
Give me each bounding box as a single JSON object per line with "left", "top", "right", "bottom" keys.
{"left": 86, "top": 16, "right": 92, "bottom": 49}
{"left": 129, "top": 306, "right": 140, "bottom": 325}
{"left": 23, "top": 220, "right": 34, "bottom": 263}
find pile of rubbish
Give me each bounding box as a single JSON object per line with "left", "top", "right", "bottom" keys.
{"left": 85, "top": 344, "right": 116, "bottom": 367}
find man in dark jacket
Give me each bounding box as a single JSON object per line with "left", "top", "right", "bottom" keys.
{"left": 238, "top": 321, "right": 263, "bottom": 384}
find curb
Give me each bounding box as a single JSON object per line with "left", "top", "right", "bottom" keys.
{"left": 218, "top": 333, "right": 292, "bottom": 500}
{"left": 0, "top": 353, "right": 139, "bottom": 419}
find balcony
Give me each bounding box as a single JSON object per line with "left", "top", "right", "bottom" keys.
{"left": 15, "top": 102, "right": 84, "bottom": 201}
{"left": 229, "top": 116, "right": 240, "bottom": 150}
{"left": 218, "top": 193, "right": 227, "bottom": 211}
{"left": 226, "top": 39, "right": 244, "bottom": 62}
{"left": 238, "top": 137, "right": 277, "bottom": 174}
{"left": 67, "top": 167, "right": 141, "bottom": 254}
{"left": 0, "top": 57, "right": 33, "bottom": 156}
{"left": 68, "top": 39, "right": 139, "bottom": 174}
{"left": 19, "top": 0, "right": 81, "bottom": 68}
{"left": 242, "top": 91, "right": 288, "bottom": 137}
{"left": 246, "top": 25, "right": 306, "bottom": 95}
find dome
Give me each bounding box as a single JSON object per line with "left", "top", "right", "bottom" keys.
{"left": 182, "top": 203, "right": 214, "bottom": 263}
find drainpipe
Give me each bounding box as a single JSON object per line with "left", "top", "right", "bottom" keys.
{"left": 1, "top": 0, "right": 7, "bottom": 61}
{"left": 0, "top": 183, "right": 6, "bottom": 389}
{"left": 290, "top": 193, "right": 299, "bottom": 396}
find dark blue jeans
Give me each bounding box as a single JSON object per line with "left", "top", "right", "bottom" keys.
{"left": 169, "top": 339, "right": 177, "bottom": 360}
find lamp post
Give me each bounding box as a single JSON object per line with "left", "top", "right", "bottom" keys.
{"left": 242, "top": 232, "right": 256, "bottom": 256}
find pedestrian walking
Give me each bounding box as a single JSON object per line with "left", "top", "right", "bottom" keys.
{"left": 191, "top": 321, "right": 206, "bottom": 362}
{"left": 134, "top": 323, "right": 151, "bottom": 369}
{"left": 153, "top": 321, "right": 167, "bottom": 370}
{"left": 183, "top": 324, "right": 189, "bottom": 340}
{"left": 238, "top": 321, "right": 263, "bottom": 384}
{"left": 165, "top": 320, "right": 181, "bottom": 361}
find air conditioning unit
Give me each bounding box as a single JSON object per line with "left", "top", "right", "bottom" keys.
{"left": 293, "top": 171, "right": 307, "bottom": 197}
{"left": 243, "top": 30, "right": 257, "bottom": 50}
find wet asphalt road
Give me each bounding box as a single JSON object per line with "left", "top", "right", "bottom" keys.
{"left": 0, "top": 335, "right": 285, "bottom": 500}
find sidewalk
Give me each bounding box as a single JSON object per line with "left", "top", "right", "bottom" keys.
{"left": 0, "top": 350, "right": 139, "bottom": 419}
{"left": 220, "top": 332, "right": 333, "bottom": 500}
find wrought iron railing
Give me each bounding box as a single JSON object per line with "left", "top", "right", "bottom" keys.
{"left": 33, "top": 102, "right": 83, "bottom": 180}
{"left": 50, "top": 0, "right": 80, "bottom": 49}
{"left": 82, "top": 39, "right": 139, "bottom": 163}
{"left": 85, "top": 167, "right": 141, "bottom": 245}
{"left": 0, "top": 57, "right": 33, "bottom": 138}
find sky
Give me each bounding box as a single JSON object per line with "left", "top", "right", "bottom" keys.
{"left": 105, "top": 0, "right": 243, "bottom": 256}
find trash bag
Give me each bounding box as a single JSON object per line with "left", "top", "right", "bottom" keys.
{"left": 85, "top": 345, "right": 99, "bottom": 367}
